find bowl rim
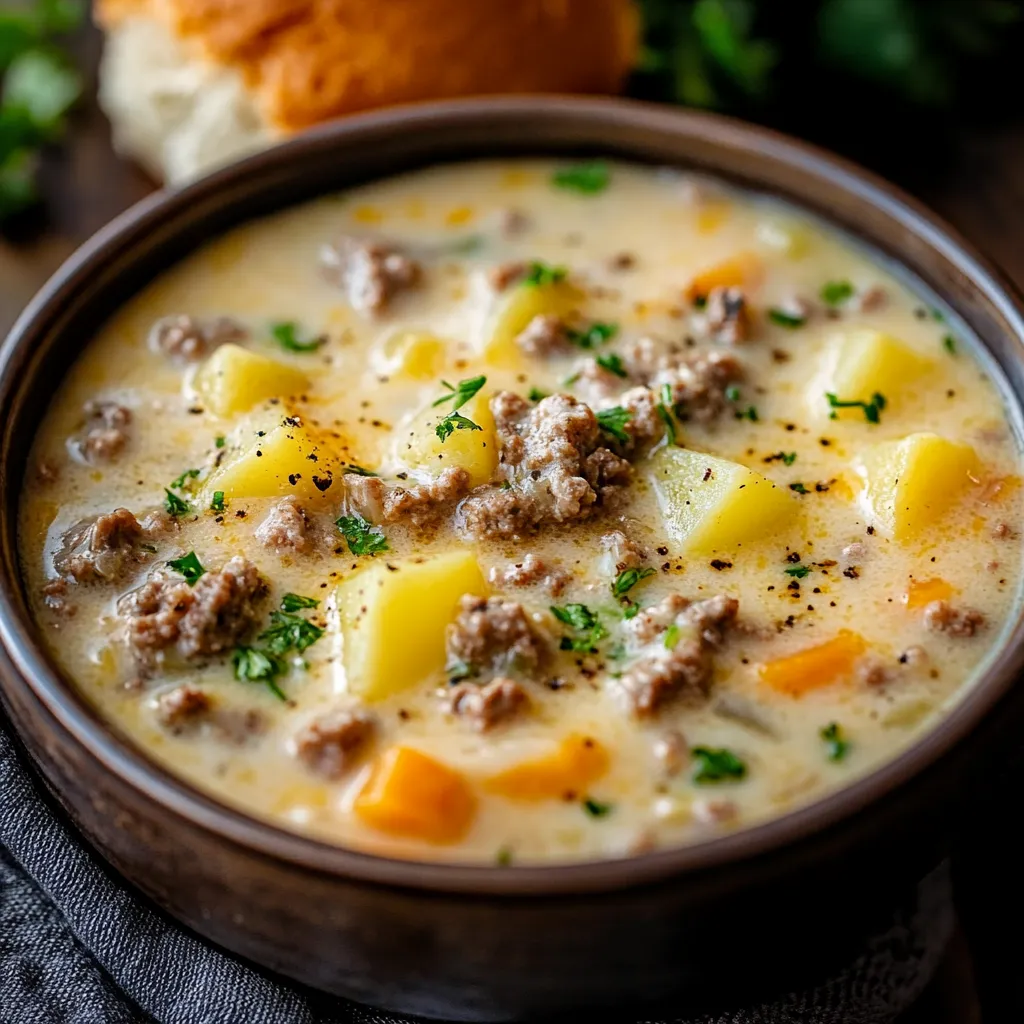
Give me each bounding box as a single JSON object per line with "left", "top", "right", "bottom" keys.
{"left": 3, "top": 94, "right": 1024, "bottom": 897}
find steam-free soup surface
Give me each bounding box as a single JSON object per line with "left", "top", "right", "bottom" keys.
{"left": 19, "top": 159, "right": 1022, "bottom": 863}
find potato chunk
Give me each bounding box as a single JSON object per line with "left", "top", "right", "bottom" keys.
{"left": 484, "top": 277, "right": 583, "bottom": 367}
{"left": 815, "top": 330, "right": 929, "bottom": 420}
{"left": 856, "top": 432, "right": 980, "bottom": 540}
{"left": 201, "top": 412, "right": 342, "bottom": 503}
{"left": 336, "top": 551, "right": 486, "bottom": 700}
{"left": 194, "top": 343, "right": 309, "bottom": 416}
{"left": 355, "top": 746, "right": 476, "bottom": 844}
{"left": 648, "top": 447, "right": 796, "bottom": 554}
{"left": 378, "top": 330, "right": 446, "bottom": 380}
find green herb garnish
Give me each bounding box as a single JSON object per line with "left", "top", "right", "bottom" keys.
{"left": 433, "top": 375, "right": 487, "bottom": 442}
{"left": 820, "top": 722, "right": 850, "bottom": 762}
{"left": 527, "top": 387, "right": 548, "bottom": 402}
{"left": 656, "top": 381, "right": 679, "bottom": 446}
{"left": 820, "top": 280, "right": 855, "bottom": 306}
{"left": 435, "top": 411, "right": 483, "bottom": 443}
{"left": 167, "top": 551, "right": 205, "bottom": 586}
{"left": 522, "top": 261, "right": 568, "bottom": 287}
{"left": 551, "top": 603, "right": 608, "bottom": 653}
{"left": 738, "top": 405, "right": 759, "bottom": 422}
{"left": 210, "top": 490, "right": 226, "bottom": 513}
{"left": 825, "top": 391, "right": 887, "bottom": 423}
{"left": 612, "top": 566, "right": 657, "bottom": 597}
{"left": 336, "top": 513, "right": 389, "bottom": 556}
{"left": 784, "top": 564, "right": 810, "bottom": 578}
{"left": 725, "top": 384, "right": 741, "bottom": 402}
{"left": 170, "top": 467, "right": 200, "bottom": 490}
{"left": 214, "top": 435, "right": 226, "bottom": 448}
{"left": 281, "top": 593, "right": 319, "bottom": 612}
{"left": 692, "top": 746, "right": 747, "bottom": 784}
{"left": 789, "top": 482, "right": 809, "bottom": 494}
{"left": 270, "top": 321, "right": 325, "bottom": 353}
{"left": 582, "top": 797, "right": 614, "bottom": 818}
{"left": 943, "top": 335, "right": 957, "bottom": 355}
{"left": 595, "top": 352, "right": 627, "bottom": 378}
{"left": 258, "top": 610, "right": 324, "bottom": 657}
{"left": 232, "top": 646, "right": 287, "bottom": 701}
{"left": 664, "top": 623, "right": 681, "bottom": 650}
{"left": 768, "top": 307, "right": 806, "bottom": 328}
{"left": 163, "top": 488, "right": 190, "bottom": 517}
{"left": 596, "top": 405, "right": 632, "bottom": 444}
{"left": 552, "top": 160, "right": 610, "bottom": 195}
{"left": 344, "top": 463, "right": 378, "bottom": 477}
{"left": 567, "top": 322, "right": 618, "bottom": 349}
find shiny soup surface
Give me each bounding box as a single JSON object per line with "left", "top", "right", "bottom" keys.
{"left": 19, "top": 159, "right": 1023, "bottom": 864}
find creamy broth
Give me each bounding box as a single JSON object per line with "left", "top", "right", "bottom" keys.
{"left": 18, "top": 159, "right": 1023, "bottom": 864}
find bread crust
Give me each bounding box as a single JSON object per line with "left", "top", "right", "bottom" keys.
{"left": 96, "top": 0, "right": 639, "bottom": 131}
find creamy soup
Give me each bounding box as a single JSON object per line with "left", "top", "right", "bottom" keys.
{"left": 18, "top": 159, "right": 1023, "bottom": 864}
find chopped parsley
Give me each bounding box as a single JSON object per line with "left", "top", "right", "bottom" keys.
{"left": 595, "top": 354, "right": 627, "bottom": 380}
{"left": 943, "top": 335, "right": 957, "bottom": 355}
{"left": 281, "top": 593, "right": 319, "bottom": 612}
{"left": 550, "top": 603, "right": 607, "bottom": 653}
{"left": 656, "top": 382, "right": 679, "bottom": 446}
{"left": 582, "top": 797, "right": 614, "bottom": 818}
{"left": 789, "top": 482, "right": 809, "bottom": 494}
{"left": 527, "top": 387, "right": 548, "bottom": 402}
{"left": 611, "top": 566, "right": 656, "bottom": 598}
{"left": 270, "top": 320, "right": 325, "bottom": 353}
{"left": 768, "top": 308, "right": 806, "bottom": 329}
{"left": 433, "top": 375, "right": 487, "bottom": 442}
{"left": 825, "top": 391, "right": 886, "bottom": 423}
{"left": 596, "top": 405, "right": 632, "bottom": 445}
{"left": 692, "top": 747, "right": 748, "bottom": 784}
{"left": 336, "top": 513, "right": 389, "bottom": 555}
{"left": 820, "top": 722, "right": 850, "bottom": 762}
{"left": 232, "top": 646, "right": 287, "bottom": 701}
{"left": 170, "top": 467, "right": 200, "bottom": 490}
{"left": 737, "top": 405, "right": 759, "bottom": 422}
{"left": 163, "top": 488, "right": 190, "bottom": 517}
{"left": 820, "top": 280, "right": 855, "bottom": 306}
{"left": 210, "top": 490, "right": 226, "bottom": 513}
{"left": 552, "top": 160, "right": 610, "bottom": 195}
{"left": 567, "top": 322, "right": 618, "bottom": 349}
{"left": 663, "top": 623, "right": 680, "bottom": 650}
{"left": 258, "top": 610, "right": 324, "bottom": 657}
{"left": 784, "top": 564, "right": 810, "bottom": 578}
{"left": 725, "top": 384, "right": 741, "bottom": 402}
{"left": 435, "top": 411, "right": 483, "bottom": 443}
{"left": 167, "top": 551, "right": 205, "bottom": 586}
{"left": 214, "top": 435, "right": 226, "bottom": 448}
{"left": 522, "top": 261, "right": 568, "bottom": 287}
{"left": 344, "top": 463, "right": 377, "bottom": 477}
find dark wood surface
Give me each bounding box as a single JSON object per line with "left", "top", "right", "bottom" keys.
{"left": 4, "top": 23, "right": 1023, "bottom": 1024}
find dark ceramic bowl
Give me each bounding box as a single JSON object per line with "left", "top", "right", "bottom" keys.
{"left": 2, "top": 98, "right": 1024, "bottom": 1022}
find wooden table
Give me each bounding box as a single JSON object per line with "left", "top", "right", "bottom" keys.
{"left": 4, "top": 23, "right": 1022, "bottom": 1024}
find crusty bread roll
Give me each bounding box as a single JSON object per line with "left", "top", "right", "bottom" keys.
{"left": 95, "top": 0, "right": 639, "bottom": 184}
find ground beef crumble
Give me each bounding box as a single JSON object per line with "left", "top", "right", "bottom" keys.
{"left": 255, "top": 497, "right": 312, "bottom": 553}
{"left": 654, "top": 351, "right": 743, "bottom": 424}
{"left": 703, "top": 287, "right": 750, "bottom": 344}
{"left": 446, "top": 595, "right": 545, "bottom": 678}
{"left": 601, "top": 530, "right": 646, "bottom": 572}
{"left": 148, "top": 315, "right": 247, "bottom": 362}
{"left": 487, "top": 261, "right": 527, "bottom": 291}
{"left": 489, "top": 554, "right": 570, "bottom": 596}
{"left": 345, "top": 467, "right": 471, "bottom": 528}
{"left": 53, "top": 507, "right": 161, "bottom": 585}
{"left": 515, "top": 314, "right": 571, "bottom": 357}
{"left": 156, "top": 685, "right": 212, "bottom": 731}
{"left": 70, "top": 401, "right": 131, "bottom": 463}
{"left": 320, "top": 236, "right": 421, "bottom": 315}
{"left": 923, "top": 600, "right": 986, "bottom": 638}
{"left": 294, "top": 708, "right": 376, "bottom": 779}
{"left": 448, "top": 677, "right": 529, "bottom": 731}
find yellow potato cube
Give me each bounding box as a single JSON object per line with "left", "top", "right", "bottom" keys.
{"left": 194, "top": 344, "right": 309, "bottom": 417}
{"left": 856, "top": 432, "right": 980, "bottom": 540}
{"left": 648, "top": 447, "right": 797, "bottom": 554}
{"left": 816, "top": 330, "right": 929, "bottom": 420}
{"left": 394, "top": 392, "right": 497, "bottom": 488}
{"left": 201, "top": 412, "right": 343, "bottom": 504}
{"left": 379, "top": 330, "right": 446, "bottom": 380}
{"left": 483, "top": 277, "right": 584, "bottom": 368}
{"left": 336, "top": 551, "right": 486, "bottom": 701}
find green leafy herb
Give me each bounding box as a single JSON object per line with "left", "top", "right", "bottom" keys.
{"left": 596, "top": 405, "right": 632, "bottom": 444}
{"left": 258, "top": 610, "right": 324, "bottom": 657}
{"left": 738, "top": 405, "right": 759, "bottom": 422}
{"left": 163, "top": 488, "right": 190, "bottom": 517}
{"left": 725, "top": 384, "right": 741, "bottom": 402}
{"left": 595, "top": 352, "right": 627, "bottom": 378}
{"left": 664, "top": 623, "right": 681, "bottom": 649}
{"left": 567, "top": 322, "right": 618, "bottom": 349}
{"left": 435, "top": 411, "right": 484, "bottom": 443}
{"left": 552, "top": 160, "right": 611, "bottom": 195}
{"left": 784, "top": 564, "right": 810, "bottom": 578}
{"left": 943, "top": 335, "right": 957, "bottom": 355}
{"left": 522, "top": 261, "right": 568, "bottom": 287}
{"left": 281, "top": 593, "right": 319, "bottom": 612}
{"left": 232, "top": 646, "right": 287, "bottom": 701}
{"left": 582, "top": 797, "right": 614, "bottom": 818}
{"left": 820, "top": 721, "right": 850, "bottom": 762}
{"left": 825, "top": 391, "right": 887, "bottom": 423}
{"left": 789, "top": 482, "right": 809, "bottom": 494}
{"left": 527, "top": 387, "right": 548, "bottom": 402}
{"left": 551, "top": 603, "right": 608, "bottom": 653}
{"left": 768, "top": 307, "right": 806, "bottom": 328}
{"left": 612, "top": 566, "right": 657, "bottom": 597}
{"left": 214, "top": 435, "right": 226, "bottom": 448}
{"left": 781, "top": 451, "right": 797, "bottom": 465}
{"left": 336, "top": 513, "right": 389, "bottom": 556}
{"left": 432, "top": 375, "right": 487, "bottom": 442}
{"left": 210, "top": 490, "right": 226, "bottom": 513}
{"left": 621, "top": 602, "right": 640, "bottom": 620}
{"left": 270, "top": 321, "right": 325, "bottom": 353}
{"left": 692, "top": 746, "right": 747, "bottom": 784}
{"left": 170, "top": 467, "right": 200, "bottom": 490}
{"left": 820, "top": 280, "right": 855, "bottom": 306}
{"left": 167, "top": 551, "right": 205, "bottom": 586}
{"left": 656, "top": 381, "right": 679, "bottom": 446}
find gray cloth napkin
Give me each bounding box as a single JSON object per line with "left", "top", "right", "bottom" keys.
{"left": 1, "top": 711, "right": 950, "bottom": 1024}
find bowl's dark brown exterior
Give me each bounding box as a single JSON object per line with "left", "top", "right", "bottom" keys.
{"left": 3, "top": 98, "right": 1024, "bottom": 1021}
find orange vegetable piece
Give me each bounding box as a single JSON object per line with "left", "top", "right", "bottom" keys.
{"left": 355, "top": 746, "right": 476, "bottom": 844}
{"left": 759, "top": 630, "right": 867, "bottom": 697}
{"left": 485, "top": 734, "right": 609, "bottom": 801}
{"left": 685, "top": 253, "right": 762, "bottom": 301}
{"left": 902, "top": 577, "right": 954, "bottom": 610}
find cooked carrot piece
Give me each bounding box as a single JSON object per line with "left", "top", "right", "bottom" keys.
{"left": 685, "top": 253, "right": 762, "bottom": 301}
{"left": 902, "top": 577, "right": 954, "bottom": 610}
{"left": 759, "top": 630, "right": 867, "bottom": 697}
{"left": 355, "top": 746, "right": 476, "bottom": 843}
{"left": 484, "top": 734, "right": 609, "bottom": 801}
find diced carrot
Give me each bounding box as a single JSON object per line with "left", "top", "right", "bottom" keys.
{"left": 903, "top": 577, "right": 954, "bottom": 610}
{"left": 685, "top": 253, "right": 762, "bottom": 301}
{"left": 484, "top": 734, "right": 609, "bottom": 801}
{"left": 759, "top": 630, "right": 867, "bottom": 697}
{"left": 354, "top": 746, "right": 476, "bottom": 844}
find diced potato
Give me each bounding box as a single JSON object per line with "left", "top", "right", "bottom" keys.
{"left": 355, "top": 746, "right": 476, "bottom": 844}
{"left": 756, "top": 218, "right": 810, "bottom": 259}
{"left": 484, "top": 734, "right": 609, "bottom": 801}
{"left": 483, "top": 277, "right": 584, "bottom": 367}
{"left": 336, "top": 551, "right": 486, "bottom": 701}
{"left": 648, "top": 447, "right": 796, "bottom": 554}
{"left": 856, "top": 432, "right": 980, "bottom": 540}
{"left": 759, "top": 630, "right": 867, "bottom": 697}
{"left": 193, "top": 344, "right": 309, "bottom": 417}
{"left": 378, "top": 330, "right": 446, "bottom": 380}
{"left": 902, "top": 577, "right": 954, "bottom": 609}
{"left": 200, "top": 412, "right": 343, "bottom": 504}
{"left": 815, "top": 330, "right": 929, "bottom": 420}
{"left": 685, "top": 252, "right": 762, "bottom": 301}
{"left": 393, "top": 392, "right": 497, "bottom": 488}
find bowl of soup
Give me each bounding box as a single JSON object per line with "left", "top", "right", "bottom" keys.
{"left": 2, "top": 98, "right": 1023, "bottom": 1021}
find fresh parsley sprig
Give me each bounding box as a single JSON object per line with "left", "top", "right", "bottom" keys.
{"left": 552, "top": 160, "right": 611, "bottom": 195}
{"left": 432, "top": 375, "right": 487, "bottom": 442}
{"left": 596, "top": 405, "right": 633, "bottom": 445}
{"left": 522, "top": 261, "right": 568, "bottom": 287}
{"left": 820, "top": 280, "right": 855, "bottom": 306}
{"left": 258, "top": 610, "right": 324, "bottom": 656}
{"left": 336, "top": 513, "right": 389, "bottom": 556}
{"left": 611, "top": 566, "right": 656, "bottom": 598}
{"left": 692, "top": 746, "right": 747, "bottom": 784}
{"left": 825, "top": 391, "right": 887, "bottom": 423}
{"left": 167, "top": 551, "right": 205, "bottom": 586}
{"left": 821, "top": 722, "right": 850, "bottom": 762}
{"left": 271, "top": 321, "right": 325, "bottom": 353}
{"left": 281, "top": 593, "right": 319, "bottom": 612}
{"left": 567, "top": 322, "right": 618, "bottom": 350}
{"left": 232, "top": 647, "right": 287, "bottom": 701}
{"left": 551, "top": 603, "right": 608, "bottom": 654}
